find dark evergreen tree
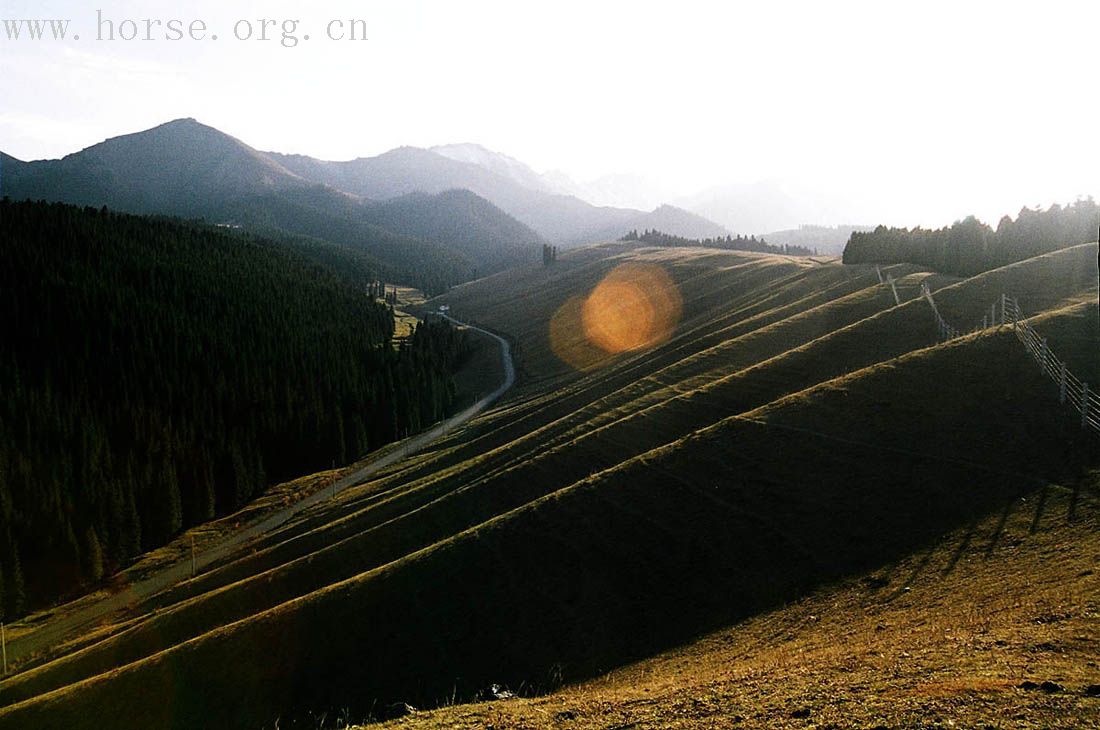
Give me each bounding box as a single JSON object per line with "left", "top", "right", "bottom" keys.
{"left": 0, "top": 200, "right": 471, "bottom": 614}
{"left": 843, "top": 199, "right": 1098, "bottom": 276}
{"left": 621, "top": 229, "right": 814, "bottom": 256}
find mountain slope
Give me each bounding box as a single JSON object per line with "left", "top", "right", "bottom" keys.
{"left": 362, "top": 189, "right": 542, "bottom": 273}
{"left": 0, "top": 119, "right": 306, "bottom": 216}
{"left": 371, "top": 469, "right": 1100, "bottom": 729}
{"left": 271, "top": 145, "right": 640, "bottom": 243}
{"left": 1, "top": 242, "right": 1094, "bottom": 729}
{"left": 0, "top": 199, "right": 471, "bottom": 618}
{"left": 0, "top": 120, "right": 543, "bottom": 292}
{"left": 271, "top": 146, "right": 728, "bottom": 245}
{"left": 2, "top": 296, "right": 1094, "bottom": 730}
{"left": 610, "top": 204, "right": 729, "bottom": 240}
{"left": 430, "top": 143, "right": 554, "bottom": 193}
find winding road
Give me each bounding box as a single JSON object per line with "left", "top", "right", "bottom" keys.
{"left": 1, "top": 316, "right": 514, "bottom": 675}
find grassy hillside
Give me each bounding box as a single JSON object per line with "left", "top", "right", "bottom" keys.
{"left": 370, "top": 470, "right": 1100, "bottom": 729}
{"left": 0, "top": 243, "right": 1095, "bottom": 728}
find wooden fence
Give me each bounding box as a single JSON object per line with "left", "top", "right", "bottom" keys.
{"left": 917, "top": 281, "right": 1098, "bottom": 435}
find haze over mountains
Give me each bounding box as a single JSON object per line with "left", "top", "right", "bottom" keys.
{"left": 0, "top": 118, "right": 745, "bottom": 291}
{"left": 0, "top": 119, "right": 525, "bottom": 292}
{"left": 267, "top": 139, "right": 729, "bottom": 243}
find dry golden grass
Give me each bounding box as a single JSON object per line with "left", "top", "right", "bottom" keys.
{"left": 1, "top": 243, "right": 1095, "bottom": 729}
{"left": 371, "top": 475, "right": 1100, "bottom": 730}
{"left": 2, "top": 466, "right": 343, "bottom": 669}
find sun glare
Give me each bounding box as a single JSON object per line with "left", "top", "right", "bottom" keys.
{"left": 551, "top": 262, "right": 682, "bottom": 370}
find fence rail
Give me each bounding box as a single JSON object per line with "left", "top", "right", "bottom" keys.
{"left": 916, "top": 281, "right": 1098, "bottom": 435}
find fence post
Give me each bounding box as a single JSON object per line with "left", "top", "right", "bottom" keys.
{"left": 1013, "top": 298, "right": 1019, "bottom": 331}
{"left": 1001, "top": 293, "right": 1006, "bottom": 325}
{"left": 983, "top": 315, "right": 988, "bottom": 330}
{"left": 1059, "top": 363, "right": 1068, "bottom": 404}
{"left": 1084, "top": 383, "right": 1091, "bottom": 429}
{"left": 1083, "top": 383, "right": 1091, "bottom": 429}
{"left": 1040, "top": 339, "right": 1048, "bottom": 372}
{"left": 887, "top": 275, "right": 900, "bottom": 306}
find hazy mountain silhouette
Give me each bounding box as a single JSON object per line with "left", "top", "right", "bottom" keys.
{"left": 762, "top": 224, "right": 875, "bottom": 256}
{"left": 678, "top": 180, "right": 855, "bottom": 236}
{"left": 363, "top": 189, "right": 541, "bottom": 272}
{"left": 0, "top": 119, "right": 542, "bottom": 291}
{"left": 270, "top": 145, "right": 637, "bottom": 244}
{"left": 1, "top": 119, "right": 307, "bottom": 216}
{"left": 534, "top": 169, "right": 674, "bottom": 211}
{"left": 271, "top": 144, "right": 726, "bottom": 244}
{"left": 430, "top": 143, "right": 554, "bottom": 193}
{"left": 1, "top": 118, "right": 731, "bottom": 278}
{"left": 609, "top": 204, "right": 729, "bottom": 240}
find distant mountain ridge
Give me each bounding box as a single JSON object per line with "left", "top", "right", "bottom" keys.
{"left": 269, "top": 144, "right": 727, "bottom": 244}
{"left": 0, "top": 119, "right": 543, "bottom": 293}
{"left": 1, "top": 118, "right": 732, "bottom": 284}
{"left": 762, "top": 224, "right": 875, "bottom": 256}
{"left": 677, "top": 180, "right": 856, "bottom": 236}
{"left": 430, "top": 143, "right": 554, "bottom": 194}
{"left": 1, "top": 119, "right": 308, "bottom": 217}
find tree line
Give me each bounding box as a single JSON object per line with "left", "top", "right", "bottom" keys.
{"left": 0, "top": 200, "right": 470, "bottom": 617}
{"left": 841, "top": 199, "right": 1098, "bottom": 276}
{"left": 622, "top": 229, "right": 817, "bottom": 256}
{"left": 542, "top": 243, "right": 559, "bottom": 266}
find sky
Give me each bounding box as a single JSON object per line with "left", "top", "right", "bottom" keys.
{"left": 2, "top": 0, "right": 1098, "bottom": 228}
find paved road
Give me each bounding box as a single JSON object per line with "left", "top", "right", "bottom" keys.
{"left": 1, "top": 317, "right": 513, "bottom": 675}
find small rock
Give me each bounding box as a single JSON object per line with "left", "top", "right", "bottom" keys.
{"left": 380, "top": 702, "right": 417, "bottom": 719}
{"left": 477, "top": 683, "right": 516, "bottom": 701}
{"left": 1085, "top": 684, "right": 1100, "bottom": 697}
{"left": 1018, "top": 680, "right": 1039, "bottom": 690}
{"left": 1039, "top": 681, "right": 1064, "bottom": 694}
{"left": 554, "top": 710, "right": 576, "bottom": 722}
{"left": 862, "top": 575, "right": 889, "bottom": 589}
{"left": 790, "top": 707, "right": 812, "bottom": 719}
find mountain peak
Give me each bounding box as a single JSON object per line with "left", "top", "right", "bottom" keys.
{"left": 430, "top": 143, "right": 551, "bottom": 194}
{"left": 3, "top": 118, "right": 306, "bottom": 215}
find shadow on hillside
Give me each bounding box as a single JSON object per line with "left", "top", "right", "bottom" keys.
{"left": 4, "top": 306, "right": 1100, "bottom": 730}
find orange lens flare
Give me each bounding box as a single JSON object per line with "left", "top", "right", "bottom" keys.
{"left": 550, "top": 262, "right": 682, "bottom": 370}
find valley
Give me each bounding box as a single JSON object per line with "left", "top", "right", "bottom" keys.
{"left": 0, "top": 237, "right": 1095, "bottom": 729}
{"left": 5, "top": 6, "right": 1098, "bottom": 728}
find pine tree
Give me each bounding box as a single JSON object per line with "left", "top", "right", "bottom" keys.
{"left": 82, "top": 527, "right": 105, "bottom": 583}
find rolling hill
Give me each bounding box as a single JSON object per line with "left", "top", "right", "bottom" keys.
{"left": 0, "top": 237, "right": 1095, "bottom": 729}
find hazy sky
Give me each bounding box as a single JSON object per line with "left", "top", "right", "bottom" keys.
{"left": 3, "top": 0, "right": 1098, "bottom": 227}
